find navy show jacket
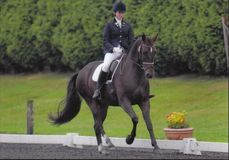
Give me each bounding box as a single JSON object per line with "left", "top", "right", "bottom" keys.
{"left": 103, "top": 18, "right": 134, "bottom": 54}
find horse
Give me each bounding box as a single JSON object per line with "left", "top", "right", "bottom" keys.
{"left": 49, "top": 33, "right": 160, "bottom": 154}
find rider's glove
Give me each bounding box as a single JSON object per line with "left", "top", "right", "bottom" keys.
{"left": 113, "top": 47, "right": 122, "bottom": 54}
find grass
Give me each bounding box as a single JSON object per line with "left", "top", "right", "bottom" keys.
{"left": 0, "top": 73, "right": 228, "bottom": 142}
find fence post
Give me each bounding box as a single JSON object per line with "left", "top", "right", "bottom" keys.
{"left": 221, "top": 16, "right": 229, "bottom": 71}
{"left": 27, "top": 100, "right": 34, "bottom": 134}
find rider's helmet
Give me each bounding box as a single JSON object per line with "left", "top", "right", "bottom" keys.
{"left": 113, "top": 1, "right": 126, "bottom": 13}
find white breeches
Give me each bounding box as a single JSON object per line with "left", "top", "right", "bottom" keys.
{"left": 102, "top": 52, "right": 122, "bottom": 72}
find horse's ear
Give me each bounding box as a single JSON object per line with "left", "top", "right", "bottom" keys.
{"left": 152, "top": 33, "right": 158, "bottom": 43}
{"left": 142, "top": 33, "right": 146, "bottom": 42}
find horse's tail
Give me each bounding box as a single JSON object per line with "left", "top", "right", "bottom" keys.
{"left": 48, "top": 73, "right": 81, "bottom": 125}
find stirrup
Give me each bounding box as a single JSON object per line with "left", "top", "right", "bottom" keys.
{"left": 92, "top": 89, "right": 101, "bottom": 99}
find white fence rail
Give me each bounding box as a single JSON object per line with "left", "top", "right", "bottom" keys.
{"left": 0, "top": 133, "right": 228, "bottom": 154}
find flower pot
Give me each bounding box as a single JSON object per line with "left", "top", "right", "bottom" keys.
{"left": 164, "top": 127, "right": 194, "bottom": 140}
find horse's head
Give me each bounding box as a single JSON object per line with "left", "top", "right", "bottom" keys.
{"left": 137, "top": 33, "right": 158, "bottom": 79}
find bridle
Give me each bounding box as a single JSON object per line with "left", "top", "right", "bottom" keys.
{"left": 131, "top": 42, "right": 156, "bottom": 70}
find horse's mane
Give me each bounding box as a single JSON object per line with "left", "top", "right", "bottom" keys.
{"left": 134, "top": 35, "right": 143, "bottom": 40}
{"left": 127, "top": 36, "right": 142, "bottom": 54}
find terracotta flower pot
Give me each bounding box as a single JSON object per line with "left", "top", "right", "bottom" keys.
{"left": 164, "top": 127, "right": 194, "bottom": 140}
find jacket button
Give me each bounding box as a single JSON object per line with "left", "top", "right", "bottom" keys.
{"left": 120, "top": 35, "right": 122, "bottom": 38}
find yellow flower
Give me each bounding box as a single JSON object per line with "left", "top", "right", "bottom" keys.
{"left": 166, "top": 111, "right": 189, "bottom": 129}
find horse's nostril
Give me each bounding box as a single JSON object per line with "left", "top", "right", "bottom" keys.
{"left": 146, "top": 73, "right": 152, "bottom": 78}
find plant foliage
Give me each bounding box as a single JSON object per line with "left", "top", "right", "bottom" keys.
{"left": 0, "top": 0, "right": 228, "bottom": 75}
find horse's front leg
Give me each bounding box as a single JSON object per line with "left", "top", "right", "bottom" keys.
{"left": 118, "top": 97, "right": 138, "bottom": 145}
{"left": 139, "top": 100, "right": 160, "bottom": 150}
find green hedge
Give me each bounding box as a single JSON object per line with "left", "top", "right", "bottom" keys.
{"left": 0, "top": 0, "right": 228, "bottom": 75}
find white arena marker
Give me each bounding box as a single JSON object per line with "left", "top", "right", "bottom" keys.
{"left": 180, "top": 138, "right": 201, "bottom": 155}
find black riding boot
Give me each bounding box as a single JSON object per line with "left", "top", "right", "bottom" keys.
{"left": 92, "top": 70, "right": 108, "bottom": 99}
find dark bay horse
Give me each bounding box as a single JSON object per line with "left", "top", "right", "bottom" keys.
{"left": 49, "top": 34, "right": 160, "bottom": 154}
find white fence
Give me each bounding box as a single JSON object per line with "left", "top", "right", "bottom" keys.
{"left": 0, "top": 133, "right": 228, "bottom": 154}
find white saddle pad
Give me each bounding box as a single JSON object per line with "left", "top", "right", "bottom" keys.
{"left": 92, "top": 63, "right": 103, "bottom": 82}
{"left": 92, "top": 55, "right": 124, "bottom": 83}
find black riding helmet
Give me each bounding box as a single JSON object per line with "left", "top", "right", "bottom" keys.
{"left": 113, "top": 1, "right": 126, "bottom": 13}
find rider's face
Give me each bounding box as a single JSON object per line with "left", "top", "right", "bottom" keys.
{"left": 115, "top": 11, "right": 124, "bottom": 20}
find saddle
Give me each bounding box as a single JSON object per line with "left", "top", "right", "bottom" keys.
{"left": 92, "top": 55, "right": 125, "bottom": 84}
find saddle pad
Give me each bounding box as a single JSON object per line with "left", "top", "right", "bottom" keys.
{"left": 92, "top": 63, "right": 103, "bottom": 82}
{"left": 92, "top": 62, "right": 120, "bottom": 84}
{"left": 92, "top": 55, "right": 124, "bottom": 83}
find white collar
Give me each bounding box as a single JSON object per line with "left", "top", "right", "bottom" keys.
{"left": 115, "top": 17, "right": 122, "bottom": 25}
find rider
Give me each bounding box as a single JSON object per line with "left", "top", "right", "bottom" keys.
{"left": 92, "top": 1, "right": 134, "bottom": 99}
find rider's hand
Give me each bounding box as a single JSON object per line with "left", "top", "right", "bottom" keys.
{"left": 113, "top": 47, "right": 122, "bottom": 53}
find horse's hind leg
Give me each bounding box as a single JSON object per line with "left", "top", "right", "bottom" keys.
{"left": 89, "top": 101, "right": 107, "bottom": 154}
{"left": 118, "top": 97, "right": 138, "bottom": 145}
{"left": 100, "top": 105, "right": 115, "bottom": 149}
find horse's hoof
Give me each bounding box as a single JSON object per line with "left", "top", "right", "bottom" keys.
{"left": 126, "top": 134, "right": 135, "bottom": 145}
{"left": 108, "top": 143, "right": 115, "bottom": 150}
{"left": 153, "top": 148, "right": 161, "bottom": 154}
{"left": 98, "top": 144, "right": 108, "bottom": 155}
{"left": 99, "top": 150, "right": 109, "bottom": 155}
{"left": 152, "top": 143, "right": 160, "bottom": 150}
{"left": 152, "top": 143, "right": 161, "bottom": 153}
